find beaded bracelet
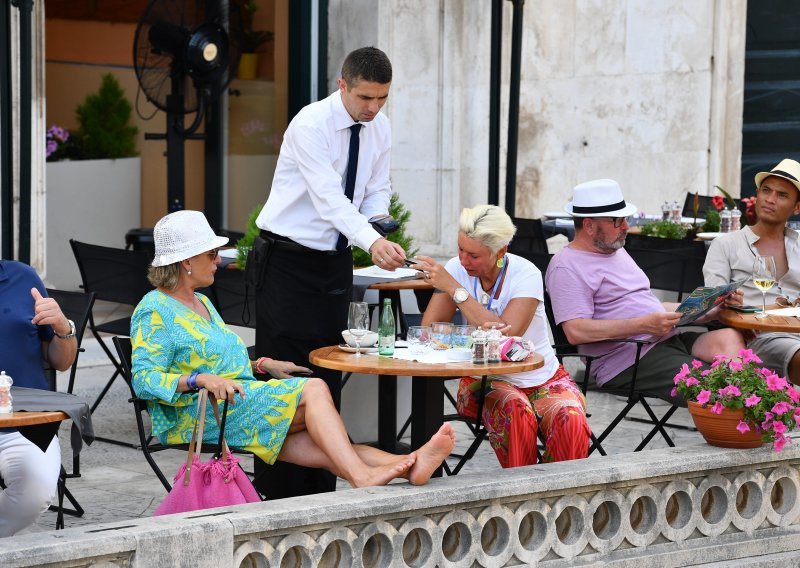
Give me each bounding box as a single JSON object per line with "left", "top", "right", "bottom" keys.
{"left": 186, "top": 372, "right": 200, "bottom": 391}
{"left": 255, "top": 357, "right": 272, "bottom": 374}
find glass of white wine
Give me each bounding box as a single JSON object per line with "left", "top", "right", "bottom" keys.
{"left": 347, "top": 302, "right": 370, "bottom": 357}
{"left": 752, "top": 255, "right": 777, "bottom": 319}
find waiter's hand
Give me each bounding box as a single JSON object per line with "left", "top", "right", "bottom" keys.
{"left": 30, "top": 288, "right": 71, "bottom": 336}
{"left": 370, "top": 238, "right": 406, "bottom": 270}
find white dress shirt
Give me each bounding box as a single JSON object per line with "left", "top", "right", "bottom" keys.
{"left": 256, "top": 90, "right": 392, "bottom": 252}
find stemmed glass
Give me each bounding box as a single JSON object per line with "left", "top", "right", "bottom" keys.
{"left": 347, "top": 301, "right": 370, "bottom": 357}
{"left": 752, "top": 255, "right": 777, "bottom": 319}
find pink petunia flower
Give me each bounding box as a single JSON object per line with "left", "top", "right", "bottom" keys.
{"left": 711, "top": 402, "right": 725, "bottom": 414}
{"left": 789, "top": 387, "right": 800, "bottom": 404}
{"left": 685, "top": 377, "right": 699, "bottom": 387}
{"left": 738, "top": 348, "right": 762, "bottom": 364}
{"left": 772, "top": 421, "right": 787, "bottom": 435}
{"left": 728, "top": 359, "right": 743, "bottom": 372}
{"left": 774, "top": 435, "right": 787, "bottom": 452}
{"left": 767, "top": 375, "right": 789, "bottom": 391}
{"left": 691, "top": 360, "right": 703, "bottom": 369}
{"left": 736, "top": 420, "right": 751, "bottom": 433}
{"left": 772, "top": 401, "right": 793, "bottom": 416}
{"left": 696, "top": 390, "right": 711, "bottom": 405}
{"left": 719, "top": 385, "right": 741, "bottom": 397}
{"left": 671, "top": 387, "right": 677, "bottom": 398}
{"left": 745, "top": 394, "right": 761, "bottom": 407}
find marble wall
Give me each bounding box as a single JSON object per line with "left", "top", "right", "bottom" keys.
{"left": 328, "top": 0, "right": 747, "bottom": 255}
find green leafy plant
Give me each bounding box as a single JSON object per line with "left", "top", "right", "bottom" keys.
{"left": 673, "top": 349, "right": 800, "bottom": 450}
{"left": 640, "top": 220, "right": 687, "bottom": 240}
{"left": 352, "top": 193, "right": 418, "bottom": 267}
{"left": 240, "top": 0, "right": 273, "bottom": 53}
{"left": 235, "top": 206, "right": 262, "bottom": 270}
{"left": 48, "top": 74, "right": 138, "bottom": 161}
{"left": 702, "top": 210, "right": 721, "bottom": 232}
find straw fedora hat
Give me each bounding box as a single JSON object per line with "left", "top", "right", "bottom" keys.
{"left": 754, "top": 159, "right": 800, "bottom": 195}
{"left": 151, "top": 210, "right": 229, "bottom": 267}
{"left": 565, "top": 179, "right": 638, "bottom": 217}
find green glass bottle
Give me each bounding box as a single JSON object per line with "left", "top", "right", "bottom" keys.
{"left": 378, "top": 298, "right": 396, "bottom": 356}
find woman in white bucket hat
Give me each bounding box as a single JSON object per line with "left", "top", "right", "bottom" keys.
{"left": 131, "top": 210, "right": 454, "bottom": 488}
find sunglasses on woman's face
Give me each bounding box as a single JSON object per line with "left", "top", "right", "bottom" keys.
{"left": 206, "top": 248, "right": 220, "bottom": 260}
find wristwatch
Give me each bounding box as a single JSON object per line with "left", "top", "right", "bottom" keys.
{"left": 452, "top": 287, "right": 470, "bottom": 304}
{"left": 54, "top": 319, "right": 76, "bottom": 340}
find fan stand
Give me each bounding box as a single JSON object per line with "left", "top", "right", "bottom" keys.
{"left": 144, "top": 78, "right": 206, "bottom": 212}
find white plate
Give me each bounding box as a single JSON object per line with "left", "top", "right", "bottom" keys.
{"left": 542, "top": 211, "right": 571, "bottom": 219}
{"left": 696, "top": 232, "right": 723, "bottom": 240}
{"left": 338, "top": 344, "right": 379, "bottom": 354}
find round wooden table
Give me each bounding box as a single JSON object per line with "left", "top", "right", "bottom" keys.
{"left": 718, "top": 305, "right": 800, "bottom": 333}
{"left": 310, "top": 346, "right": 544, "bottom": 474}
{"left": 0, "top": 411, "right": 68, "bottom": 428}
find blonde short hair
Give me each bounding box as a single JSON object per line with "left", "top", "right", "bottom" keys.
{"left": 458, "top": 205, "right": 517, "bottom": 254}
{"left": 147, "top": 263, "right": 181, "bottom": 290}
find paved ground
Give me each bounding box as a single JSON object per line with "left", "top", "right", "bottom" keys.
{"left": 18, "top": 300, "right": 706, "bottom": 535}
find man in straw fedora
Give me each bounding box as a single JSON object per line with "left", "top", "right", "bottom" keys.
{"left": 545, "top": 179, "right": 744, "bottom": 403}
{"left": 704, "top": 158, "right": 800, "bottom": 385}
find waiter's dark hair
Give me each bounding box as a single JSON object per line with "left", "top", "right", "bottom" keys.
{"left": 341, "top": 47, "right": 392, "bottom": 86}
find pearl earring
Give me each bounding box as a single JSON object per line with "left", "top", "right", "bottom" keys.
{"left": 187, "top": 267, "right": 192, "bottom": 275}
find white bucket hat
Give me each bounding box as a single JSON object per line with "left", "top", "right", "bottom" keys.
{"left": 565, "top": 179, "right": 638, "bottom": 217}
{"left": 754, "top": 158, "right": 800, "bottom": 196}
{"left": 151, "top": 210, "right": 229, "bottom": 267}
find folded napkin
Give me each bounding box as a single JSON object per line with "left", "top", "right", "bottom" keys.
{"left": 391, "top": 349, "right": 453, "bottom": 364}
{"left": 765, "top": 307, "right": 800, "bottom": 317}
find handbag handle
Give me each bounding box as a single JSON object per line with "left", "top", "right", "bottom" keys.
{"left": 183, "top": 388, "right": 209, "bottom": 486}
{"left": 208, "top": 396, "right": 231, "bottom": 462}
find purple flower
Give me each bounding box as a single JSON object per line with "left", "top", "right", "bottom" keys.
{"left": 736, "top": 420, "right": 750, "bottom": 433}
{"left": 696, "top": 390, "right": 711, "bottom": 405}
{"left": 670, "top": 387, "right": 678, "bottom": 398}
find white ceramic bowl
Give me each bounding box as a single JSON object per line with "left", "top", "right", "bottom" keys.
{"left": 341, "top": 330, "right": 379, "bottom": 348}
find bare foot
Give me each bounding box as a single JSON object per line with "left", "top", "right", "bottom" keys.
{"left": 351, "top": 456, "right": 416, "bottom": 488}
{"left": 409, "top": 423, "right": 456, "bottom": 485}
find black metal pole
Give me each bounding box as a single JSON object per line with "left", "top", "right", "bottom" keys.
{"left": 504, "top": 0, "right": 524, "bottom": 218}
{"left": 12, "top": 0, "right": 33, "bottom": 263}
{"left": 0, "top": 1, "right": 13, "bottom": 259}
{"left": 488, "top": 0, "right": 502, "bottom": 206}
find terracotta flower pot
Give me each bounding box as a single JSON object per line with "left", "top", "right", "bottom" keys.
{"left": 687, "top": 400, "right": 763, "bottom": 449}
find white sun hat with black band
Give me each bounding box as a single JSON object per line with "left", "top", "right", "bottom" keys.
{"left": 754, "top": 158, "right": 800, "bottom": 195}
{"left": 151, "top": 210, "right": 229, "bottom": 267}
{"left": 565, "top": 178, "right": 638, "bottom": 217}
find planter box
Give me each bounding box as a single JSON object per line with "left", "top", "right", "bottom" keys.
{"left": 45, "top": 157, "right": 141, "bottom": 290}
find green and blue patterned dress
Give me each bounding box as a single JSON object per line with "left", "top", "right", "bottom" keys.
{"left": 131, "top": 290, "right": 306, "bottom": 464}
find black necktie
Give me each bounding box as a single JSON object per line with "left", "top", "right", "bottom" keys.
{"left": 336, "top": 123, "right": 362, "bottom": 251}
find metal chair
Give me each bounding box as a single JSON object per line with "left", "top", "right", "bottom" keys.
{"left": 112, "top": 336, "right": 263, "bottom": 495}
{"left": 69, "top": 240, "right": 153, "bottom": 422}
{"left": 42, "top": 289, "right": 95, "bottom": 528}
{"left": 509, "top": 217, "right": 549, "bottom": 255}
{"left": 623, "top": 234, "right": 706, "bottom": 301}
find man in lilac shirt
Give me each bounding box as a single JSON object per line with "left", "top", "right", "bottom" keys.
{"left": 545, "top": 179, "right": 744, "bottom": 403}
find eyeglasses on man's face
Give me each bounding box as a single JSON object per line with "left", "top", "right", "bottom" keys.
{"left": 592, "top": 216, "right": 630, "bottom": 228}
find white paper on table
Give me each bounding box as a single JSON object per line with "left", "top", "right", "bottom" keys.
{"left": 765, "top": 307, "right": 800, "bottom": 317}
{"left": 391, "top": 349, "right": 450, "bottom": 363}
{"left": 352, "top": 266, "right": 419, "bottom": 279}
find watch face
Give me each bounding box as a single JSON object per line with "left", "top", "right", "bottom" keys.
{"left": 454, "top": 288, "right": 469, "bottom": 303}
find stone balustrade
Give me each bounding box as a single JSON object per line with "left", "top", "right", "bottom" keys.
{"left": 3, "top": 442, "right": 800, "bottom": 567}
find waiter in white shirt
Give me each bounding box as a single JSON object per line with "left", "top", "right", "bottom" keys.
{"left": 253, "top": 47, "right": 406, "bottom": 498}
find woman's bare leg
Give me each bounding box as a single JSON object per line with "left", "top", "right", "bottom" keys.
{"left": 284, "top": 378, "right": 413, "bottom": 487}
{"left": 278, "top": 379, "right": 456, "bottom": 487}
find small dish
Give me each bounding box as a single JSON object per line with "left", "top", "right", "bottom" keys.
{"left": 341, "top": 330, "right": 379, "bottom": 348}
{"left": 696, "top": 232, "right": 723, "bottom": 241}
{"left": 338, "top": 344, "right": 379, "bottom": 354}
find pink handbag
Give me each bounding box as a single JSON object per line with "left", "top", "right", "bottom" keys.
{"left": 154, "top": 389, "right": 261, "bottom": 516}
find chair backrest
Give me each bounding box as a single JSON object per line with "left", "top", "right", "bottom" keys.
{"left": 206, "top": 267, "right": 255, "bottom": 328}
{"left": 681, "top": 193, "right": 745, "bottom": 218}
{"left": 43, "top": 289, "right": 96, "bottom": 391}
{"left": 623, "top": 234, "right": 706, "bottom": 298}
{"left": 112, "top": 336, "right": 138, "bottom": 399}
{"left": 509, "top": 217, "right": 549, "bottom": 255}
{"left": 70, "top": 239, "right": 154, "bottom": 306}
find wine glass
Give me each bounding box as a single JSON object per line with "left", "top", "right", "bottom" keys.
{"left": 347, "top": 302, "right": 370, "bottom": 357}
{"left": 752, "top": 255, "right": 777, "bottom": 319}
